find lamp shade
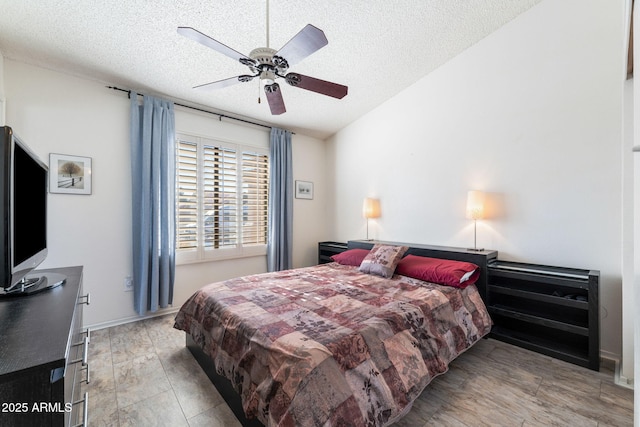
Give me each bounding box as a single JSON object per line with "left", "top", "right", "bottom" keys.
{"left": 466, "top": 191, "right": 485, "bottom": 220}
{"left": 363, "top": 198, "right": 381, "bottom": 219}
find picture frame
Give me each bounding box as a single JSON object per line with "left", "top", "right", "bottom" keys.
{"left": 295, "top": 180, "right": 313, "bottom": 200}
{"left": 49, "top": 153, "right": 92, "bottom": 195}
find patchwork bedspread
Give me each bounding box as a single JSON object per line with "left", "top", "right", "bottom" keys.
{"left": 174, "top": 263, "right": 492, "bottom": 427}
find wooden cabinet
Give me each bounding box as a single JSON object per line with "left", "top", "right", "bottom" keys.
{"left": 487, "top": 261, "right": 599, "bottom": 370}
{"left": 0, "top": 266, "right": 89, "bottom": 425}
{"left": 318, "top": 241, "right": 348, "bottom": 264}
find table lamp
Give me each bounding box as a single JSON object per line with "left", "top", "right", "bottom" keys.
{"left": 466, "top": 190, "right": 485, "bottom": 251}
{"left": 363, "top": 198, "right": 381, "bottom": 240}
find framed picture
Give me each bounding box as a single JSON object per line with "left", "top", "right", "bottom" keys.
{"left": 49, "top": 153, "right": 92, "bottom": 195}
{"left": 295, "top": 180, "right": 313, "bottom": 200}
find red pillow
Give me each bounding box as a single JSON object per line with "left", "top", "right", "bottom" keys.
{"left": 396, "top": 255, "right": 480, "bottom": 288}
{"left": 330, "top": 249, "right": 370, "bottom": 266}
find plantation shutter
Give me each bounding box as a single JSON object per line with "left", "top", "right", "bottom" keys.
{"left": 241, "top": 150, "right": 269, "bottom": 245}
{"left": 176, "top": 133, "right": 269, "bottom": 260}
{"left": 203, "top": 144, "right": 238, "bottom": 248}
{"left": 176, "top": 140, "right": 198, "bottom": 250}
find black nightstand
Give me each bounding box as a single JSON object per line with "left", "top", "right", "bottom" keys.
{"left": 318, "top": 241, "right": 348, "bottom": 264}
{"left": 487, "top": 260, "right": 599, "bottom": 370}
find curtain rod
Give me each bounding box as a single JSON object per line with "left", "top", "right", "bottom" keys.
{"left": 106, "top": 85, "right": 281, "bottom": 132}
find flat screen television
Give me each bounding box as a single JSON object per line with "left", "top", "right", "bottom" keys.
{"left": 0, "top": 126, "right": 65, "bottom": 296}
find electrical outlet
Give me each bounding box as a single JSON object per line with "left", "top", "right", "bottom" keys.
{"left": 124, "top": 276, "right": 133, "bottom": 292}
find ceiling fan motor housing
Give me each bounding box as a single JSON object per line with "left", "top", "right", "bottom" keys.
{"left": 249, "top": 47, "right": 287, "bottom": 84}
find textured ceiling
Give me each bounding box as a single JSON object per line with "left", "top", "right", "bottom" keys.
{"left": 0, "top": 0, "right": 541, "bottom": 139}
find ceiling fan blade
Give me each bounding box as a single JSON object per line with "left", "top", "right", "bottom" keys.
{"left": 285, "top": 73, "right": 348, "bottom": 99}
{"left": 274, "top": 24, "right": 328, "bottom": 67}
{"left": 264, "top": 83, "right": 286, "bottom": 115}
{"left": 178, "top": 27, "right": 256, "bottom": 66}
{"left": 194, "top": 75, "right": 254, "bottom": 91}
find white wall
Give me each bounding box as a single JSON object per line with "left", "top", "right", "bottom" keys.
{"left": 291, "top": 133, "right": 329, "bottom": 267}
{"left": 0, "top": 52, "right": 4, "bottom": 98}
{"left": 632, "top": 0, "right": 640, "bottom": 419}
{"left": 5, "top": 61, "right": 134, "bottom": 328}
{"left": 0, "top": 52, "right": 5, "bottom": 125}
{"left": 623, "top": 76, "right": 635, "bottom": 386}
{"left": 3, "top": 59, "right": 326, "bottom": 328}
{"left": 622, "top": 0, "right": 635, "bottom": 388}
{"left": 327, "top": 0, "right": 624, "bottom": 360}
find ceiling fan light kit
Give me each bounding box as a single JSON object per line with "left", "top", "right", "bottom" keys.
{"left": 178, "top": 11, "right": 348, "bottom": 115}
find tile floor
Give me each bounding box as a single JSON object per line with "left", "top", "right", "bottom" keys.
{"left": 86, "top": 313, "right": 633, "bottom": 426}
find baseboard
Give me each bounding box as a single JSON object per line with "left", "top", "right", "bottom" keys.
{"left": 600, "top": 353, "right": 634, "bottom": 390}
{"left": 86, "top": 306, "right": 180, "bottom": 331}
{"left": 616, "top": 365, "right": 635, "bottom": 390}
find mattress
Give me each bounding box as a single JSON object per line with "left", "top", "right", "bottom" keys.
{"left": 174, "top": 262, "right": 492, "bottom": 426}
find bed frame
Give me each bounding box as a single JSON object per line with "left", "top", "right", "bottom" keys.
{"left": 185, "top": 240, "right": 498, "bottom": 426}
{"left": 186, "top": 334, "right": 264, "bottom": 427}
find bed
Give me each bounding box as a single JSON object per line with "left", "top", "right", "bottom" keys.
{"left": 174, "top": 240, "right": 497, "bottom": 426}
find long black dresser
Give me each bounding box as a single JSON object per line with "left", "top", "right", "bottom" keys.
{"left": 0, "top": 266, "right": 89, "bottom": 426}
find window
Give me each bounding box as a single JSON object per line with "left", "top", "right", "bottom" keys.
{"left": 176, "top": 134, "right": 269, "bottom": 262}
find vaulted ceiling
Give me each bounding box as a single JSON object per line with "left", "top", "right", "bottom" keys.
{"left": 0, "top": 0, "right": 541, "bottom": 139}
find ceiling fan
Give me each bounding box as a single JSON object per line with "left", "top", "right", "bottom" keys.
{"left": 177, "top": 8, "right": 348, "bottom": 115}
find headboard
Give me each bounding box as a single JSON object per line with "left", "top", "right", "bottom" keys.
{"left": 347, "top": 240, "right": 498, "bottom": 302}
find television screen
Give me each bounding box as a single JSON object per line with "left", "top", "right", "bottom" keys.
{"left": 13, "top": 141, "right": 47, "bottom": 267}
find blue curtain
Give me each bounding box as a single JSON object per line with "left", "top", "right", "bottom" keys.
{"left": 267, "top": 128, "right": 293, "bottom": 271}
{"left": 130, "top": 92, "right": 176, "bottom": 315}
